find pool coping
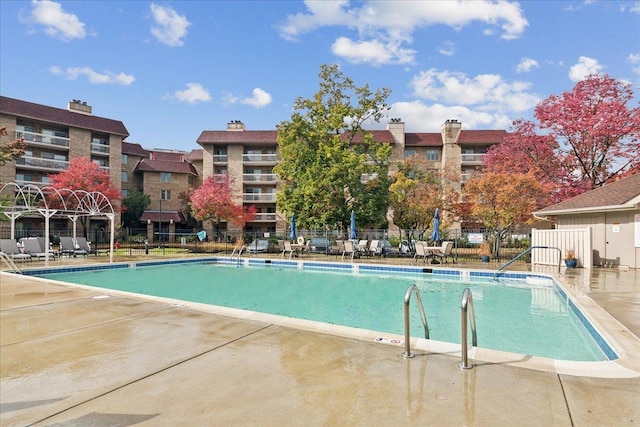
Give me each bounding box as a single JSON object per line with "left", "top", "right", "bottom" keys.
{"left": 19, "top": 256, "right": 640, "bottom": 378}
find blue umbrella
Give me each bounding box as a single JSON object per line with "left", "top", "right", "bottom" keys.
{"left": 350, "top": 210, "right": 357, "bottom": 240}
{"left": 289, "top": 214, "right": 297, "bottom": 241}
{"left": 431, "top": 208, "right": 440, "bottom": 243}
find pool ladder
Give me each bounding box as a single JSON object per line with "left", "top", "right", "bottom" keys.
{"left": 401, "top": 284, "right": 477, "bottom": 369}
{"left": 230, "top": 245, "right": 246, "bottom": 265}
{"left": 0, "top": 252, "right": 22, "bottom": 274}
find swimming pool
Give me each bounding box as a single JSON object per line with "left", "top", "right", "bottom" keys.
{"left": 33, "top": 258, "right": 614, "bottom": 362}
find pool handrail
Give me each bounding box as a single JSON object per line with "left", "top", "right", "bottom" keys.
{"left": 230, "top": 245, "right": 246, "bottom": 264}
{"left": 493, "top": 245, "right": 561, "bottom": 280}
{"left": 402, "top": 284, "right": 429, "bottom": 359}
{"left": 459, "top": 288, "right": 477, "bottom": 370}
{"left": 0, "top": 252, "right": 22, "bottom": 274}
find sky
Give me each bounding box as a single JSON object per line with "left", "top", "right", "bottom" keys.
{"left": 1, "top": 0, "right": 639, "bottom": 152}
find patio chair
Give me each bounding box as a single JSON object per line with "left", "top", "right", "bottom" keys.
{"left": 282, "top": 241, "right": 299, "bottom": 259}
{"left": 75, "top": 237, "right": 97, "bottom": 256}
{"left": 413, "top": 242, "right": 429, "bottom": 263}
{"left": 19, "top": 237, "right": 49, "bottom": 260}
{"left": 429, "top": 241, "right": 455, "bottom": 264}
{"left": 357, "top": 240, "right": 370, "bottom": 257}
{"left": 369, "top": 240, "right": 383, "bottom": 257}
{"left": 0, "top": 238, "right": 32, "bottom": 262}
{"left": 60, "top": 237, "right": 88, "bottom": 257}
{"left": 342, "top": 240, "right": 360, "bottom": 261}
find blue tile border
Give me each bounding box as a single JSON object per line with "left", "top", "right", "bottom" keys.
{"left": 23, "top": 256, "right": 617, "bottom": 360}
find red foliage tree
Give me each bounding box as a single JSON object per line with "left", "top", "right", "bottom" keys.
{"left": 484, "top": 75, "right": 640, "bottom": 204}
{"left": 189, "top": 175, "right": 256, "bottom": 228}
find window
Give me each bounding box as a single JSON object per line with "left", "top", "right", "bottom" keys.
{"left": 122, "top": 154, "right": 128, "bottom": 164}
{"left": 121, "top": 171, "right": 128, "bottom": 183}
{"left": 121, "top": 189, "right": 129, "bottom": 198}
{"left": 92, "top": 158, "right": 109, "bottom": 167}
{"left": 161, "top": 190, "right": 172, "bottom": 200}
{"left": 404, "top": 149, "right": 416, "bottom": 158}
{"left": 426, "top": 149, "right": 440, "bottom": 161}
{"left": 161, "top": 172, "right": 172, "bottom": 182}
{"left": 188, "top": 175, "right": 194, "bottom": 185}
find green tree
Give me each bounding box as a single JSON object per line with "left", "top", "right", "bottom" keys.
{"left": 121, "top": 190, "right": 151, "bottom": 228}
{"left": 274, "top": 64, "right": 392, "bottom": 229}
{"left": 389, "top": 156, "right": 445, "bottom": 245}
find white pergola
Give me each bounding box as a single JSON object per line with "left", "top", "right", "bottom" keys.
{"left": 0, "top": 183, "right": 116, "bottom": 266}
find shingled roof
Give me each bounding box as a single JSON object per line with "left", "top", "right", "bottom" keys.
{"left": 0, "top": 96, "right": 129, "bottom": 137}
{"left": 536, "top": 173, "right": 640, "bottom": 215}
{"left": 134, "top": 159, "right": 198, "bottom": 175}
{"left": 122, "top": 142, "right": 149, "bottom": 157}
{"left": 197, "top": 130, "right": 278, "bottom": 144}
{"left": 458, "top": 130, "right": 508, "bottom": 144}
{"left": 405, "top": 133, "right": 442, "bottom": 146}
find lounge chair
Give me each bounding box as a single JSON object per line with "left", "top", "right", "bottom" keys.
{"left": 0, "top": 238, "right": 32, "bottom": 262}
{"left": 428, "top": 241, "right": 455, "bottom": 264}
{"left": 75, "top": 237, "right": 97, "bottom": 256}
{"left": 60, "top": 237, "right": 87, "bottom": 257}
{"left": 19, "top": 237, "right": 49, "bottom": 260}
{"left": 35, "top": 236, "right": 60, "bottom": 258}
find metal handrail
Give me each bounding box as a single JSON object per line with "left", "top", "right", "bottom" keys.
{"left": 0, "top": 252, "right": 22, "bottom": 274}
{"left": 402, "top": 284, "right": 429, "bottom": 359}
{"left": 230, "top": 245, "right": 246, "bottom": 264}
{"left": 493, "top": 245, "right": 561, "bottom": 280}
{"left": 458, "top": 288, "right": 477, "bottom": 370}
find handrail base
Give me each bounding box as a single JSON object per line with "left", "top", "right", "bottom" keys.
{"left": 401, "top": 352, "right": 415, "bottom": 359}
{"left": 458, "top": 362, "right": 473, "bottom": 370}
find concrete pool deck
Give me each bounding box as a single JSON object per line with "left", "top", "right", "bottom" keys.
{"left": 1, "top": 254, "right": 639, "bottom": 425}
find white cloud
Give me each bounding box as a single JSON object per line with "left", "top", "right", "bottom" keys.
{"left": 29, "top": 0, "right": 86, "bottom": 41}
{"left": 628, "top": 53, "right": 640, "bottom": 75}
{"left": 278, "top": 1, "right": 528, "bottom": 65}
{"left": 569, "top": 56, "right": 603, "bottom": 82}
{"left": 516, "top": 57, "right": 539, "bottom": 73}
{"left": 174, "top": 83, "right": 211, "bottom": 103}
{"left": 150, "top": 3, "right": 191, "bottom": 47}
{"left": 240, "top": 88, "right": 273, "bottom": 108}
{"left": 49, "top": 66, "right": 135, "bottom": 85}
{"left": 438, "top": 41, "right": 455, "bottom": 57}
{"left": 410, "top": 69, "right": 539, "bottom": 113}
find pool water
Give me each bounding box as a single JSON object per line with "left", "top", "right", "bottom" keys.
{"left": 41, "top": 263, "right": 607, "bottom": 361}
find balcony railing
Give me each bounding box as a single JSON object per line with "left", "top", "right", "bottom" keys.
{"left": 461, "top": 153, "right": 485, "bottom": 163}
{"left": 252, "top": 213, "right": 277, "bottom": 222}
{"left": 14, "top": 179, "right": 48, "bottom": 187}
{"left": 212, "top": 154, "right": 228, "bottom": 163}
{"left": 242, "top": 154, "right": 278, "bottom": 163}
{"left": 242, "top": 173, "right": 277, "bottom": 183}
{"left": 16, "top": 130, "right": 70, "bottom": 148}
{"left": 242, "top": 193, "right": 277, "bottom": 202}
{"left": 91, "top": 143, "right": 110, "bottom": 154}
{"left": 16, "top": 156, "right": 69, "bottom": 171}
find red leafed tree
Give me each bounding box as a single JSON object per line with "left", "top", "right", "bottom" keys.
{"left": 190, "top": 175, "right": 256, "bottom": 228}
{"left": 484, "top": 75, "right": 640, "bottom": 204}
{"left": 47, "top": 157, "right": 121, "bottom": 237}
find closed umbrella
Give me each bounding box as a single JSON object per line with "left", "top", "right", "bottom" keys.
{"left": 289, "top": 214, "right": 297, "bottom": 241}
{"left": 431, "top": 208, "right": 440, "bottom": 243}
{"left": 350, "top": 210, "right": 357, "bottom": 240}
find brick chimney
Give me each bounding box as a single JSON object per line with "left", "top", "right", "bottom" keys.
{"left": 227, "top": 120, "right": 245, "bottom": 131}
{"left": 68, "top": 99, "right": 92, "bottom": 115}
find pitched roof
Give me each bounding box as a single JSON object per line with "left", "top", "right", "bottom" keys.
{"left": 134, "top": 159, "right": 198, "bottom": 175}
{"left": 151, "top": 151, "right": 184, "bottom": 162}
{"left": 536, "top": 173, "right": 640, "bottom": 215}
{"left": 405, "top": 133, "right": 442, "bottom": 146}
{"left": 458, "top": 130, "right": 507, "bottom": 144}
{"left": 185, "top": 149, "right": 203, "bottom": 160}
{"left": 140, "top": 210, "right": 186, "bottom": 224}
{"left": 197, "top": 130, "right": 278, "bottom": 144}
{"left": 344, "top": 130, "right": 396, "bottom": 144}
{"left": 122, "top": 142, "right": 149, "bottom": 157}
{"left": 0, "top": 96, "right": 129, "bottom": 137}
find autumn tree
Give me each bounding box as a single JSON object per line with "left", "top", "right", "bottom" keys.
{"left": 189, "top": 175, "right": 256, "bottom": 229}
{"left": 462, "top": 172, "right": 546, "bottom": 258}
{"left": 484, "top": 75, "right": 640, "bottom": 204}
{"left": 274, "top": 64, "right": 392, "bottom": 229}
{"left": 121, "top": 189, "right": 150, "bottom": 228}
{"left": 0, "top": 126, "right": 25, "bottom": 168}
{"left": 389, "top": 156, "right": 445, "bottom": 245}
{"left": 47, "top": 157, "right": 121, "bottom": 237}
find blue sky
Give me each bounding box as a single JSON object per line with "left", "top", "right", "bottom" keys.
{"left": 1, "top": 0, "right": 639, "bottom": 152}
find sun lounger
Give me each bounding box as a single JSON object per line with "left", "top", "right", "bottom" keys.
{"left": 0, "top": 238, "right": 32, "bottom": 262}
{"left": 60, "top": 236, "right": 88, "bottom": 257}
{"left": 19, "top": 237, "right": 48, "bottom": 260}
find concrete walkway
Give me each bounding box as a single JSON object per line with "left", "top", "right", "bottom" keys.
{"left": 1, "top": 255, "right": 639, "bottom": 426}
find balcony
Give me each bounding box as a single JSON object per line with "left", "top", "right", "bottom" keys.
{"left": 16, "top": 130, "right": 69, "bottom": 149}
{"left": 243, "top": 173, "right": 277, "bottom": 184}
{"left": 14, "top": 179, "right": 48, "bottom": 187}
{"left": 243, "top": 193, "right": 277, "bottom": 203}
{"left": 242, "top": 153, "right": 278, "bottom": 164}
{"left": 16, "top": 156, "right": 69, "bottom": 171}
{"left": 252, "top": 213, "right": 277, "bottom": 222}
{"left": 91, "top": 143, "right": 110, "bottom": 155}
{"left": 212, "top": 154, "right": 228, "bottom": 163}
{"left": 461, "top": 153, "right": 485, "bottom": 164}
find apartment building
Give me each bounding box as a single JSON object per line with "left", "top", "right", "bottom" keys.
{"left": 121, "top": 142, "right": 202, "bottom": 242}
{"left": 196, "top": 119, "right": 507, "bottom": 234}
{"left": 0, "top": 96, "right": 128, "bottom": 235}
